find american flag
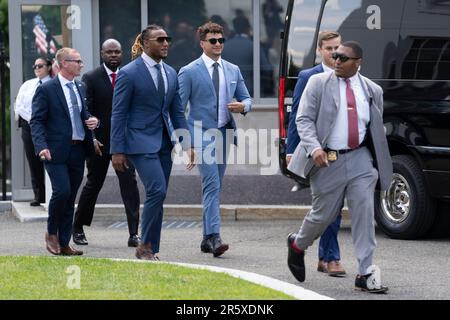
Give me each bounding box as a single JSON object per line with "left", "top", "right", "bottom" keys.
{"left": 33, "top": 14, "right": 57, "bottom": 55}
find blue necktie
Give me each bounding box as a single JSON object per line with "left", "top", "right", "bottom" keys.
{"left": 212, "top": 62, "right": 219, "bottom": 119}
{"left": 65, "top": 82, "right": 85, "bottom": 140}
{"left": 155, "top": 64, "right": 165, "bottom": 106}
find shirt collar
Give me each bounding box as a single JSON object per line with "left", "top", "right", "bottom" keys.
{"left": 321, "top": 63, "right": 334, "bottom": 73}
{"left": 142, "top": 52, "right": 163, "bottom": 69}
{"left": 103, "top": 63, "right": 120, "bottom": 75}
{"left": 58, "top": 73, "right": 75, "bottom": 86}
{"left": 340, "top": 72, "right": 360, "bottom": 84}
{"left": 201, "top": 53, "right": 222, "bottom": 69}
{"left": 38, "top": 75, "right": 52, "bottom": 84}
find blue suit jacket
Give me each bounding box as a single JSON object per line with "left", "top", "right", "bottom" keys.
{"left": 110, "top": 56, "right": 190, "bottom": 154}
{"left": 30, "top": 76, "right": 94, "bottom": 164}
{"left": 178, "top": 57, "right": 251, "bottom": 147}
{"left": 286, "top": 64, "right": 324, "bottom": 154}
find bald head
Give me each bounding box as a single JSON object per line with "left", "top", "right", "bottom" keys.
{"left": 101, "top": 39, "right": 122, "bottom": 71}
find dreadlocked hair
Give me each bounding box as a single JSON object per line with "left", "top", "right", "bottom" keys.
{"left": 131, "top": 24, "right": 164, "bottom": 60}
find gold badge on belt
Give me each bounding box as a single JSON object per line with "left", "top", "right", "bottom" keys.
{"left": 327, "top": 150, "right": 338, "bottom": 162}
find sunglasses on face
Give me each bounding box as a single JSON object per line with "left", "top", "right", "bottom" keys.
{"left": 332, "top": 52, "right": 360, "bottom": 63}
{"left": 148, "top": 36, "right": 172, "bottom": 44}
{"left": 32, "top": 64, "right": 47, "bottom": 70}
{"left": 204, "top": 38, "right": 226, "bottom": 45}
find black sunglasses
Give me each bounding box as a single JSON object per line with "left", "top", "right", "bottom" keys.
{"left": 148, "top": 36, "right": 172, "bottom": 44}
{"left": 332, "top": 52, "right": 360, "bottom": 63}
{"left": 32, "top": 64, "right": 47, "bottom": 70}
{"left": 204, "top": 38, "right": 226, "bottom": 45}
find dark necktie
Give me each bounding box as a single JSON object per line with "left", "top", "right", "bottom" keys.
{"left": 212, "top": 62, "right": 220, "bottom": 118}
{"left": 111, "top": 73, "right": 116, "bottom": 89}
{"left": 38, "top": 79, "right": 42, "bottom": 86}
{"left": 65, "top": 82, "right": 85, "bottom": 140}
{"left": 345, "top": 78, "right": 359, "bottom": 149}
{"left": 155, "top": 64, "right": 165, "bottom": 106}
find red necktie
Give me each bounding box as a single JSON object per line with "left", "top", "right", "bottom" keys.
{"left": 111, "top": 73, "right": 116, "bottom": 89}
{"left": 345, "top": 78, "right": 359, "bottom": 149}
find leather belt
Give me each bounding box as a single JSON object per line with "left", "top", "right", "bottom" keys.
{"left": 325, "top": 140, "right": 367, "bottom": 155}
{"left": 71, "top": 140, "right": 83, "bottom": 145}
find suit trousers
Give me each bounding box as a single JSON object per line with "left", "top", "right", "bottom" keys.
{"left": 295, "top": 147, "right": 378, "bottom": 275}
{"left": 73, "top": 152, "right": 140, "bottom": 235}
{"left": 44, "top": 144, "right": 85, "bottom": 247}
{"left": 197, "top": 126, "right": 228, "bottom": 236}
{"left": 20, "top": 119, "right": 45, "bottom": 203}
{"left": 127, "top": 134, "right": 172, "bottom": 254}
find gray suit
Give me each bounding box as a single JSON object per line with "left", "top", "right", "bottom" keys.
{"left": 288, "top": 71, "right": 393, "bottom": 275}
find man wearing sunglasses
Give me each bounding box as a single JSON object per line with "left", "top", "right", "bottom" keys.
{"left": 286, "top": 31, "right": 346, "bottom": 277}
{"left": 178, "top": 22, "right": 252, "bottom": 258}
{"left": 72, "top": 39, "right": 141, "bottom": 249}
{"left": 111, "top": 25, "right": 195, "bottom": 261}
{"left": 287, "top": 41, "right": 392, "bottom": 293}
{"left": 30, "top": 48, "right": 99, "bottom": 256}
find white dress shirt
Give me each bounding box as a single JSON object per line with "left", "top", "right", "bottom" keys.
{"left": 103, "top": 63, "right": 120, "bottom": 84}
{"left": 14, "top": 75, "right": 51, "bottom": 122}
{"left": 141, "top": 52, "right": 168, "bottom": 95}
{"left": 327, "top": 72, "right": 370, "bottom": 150}
{"left": 58, "top": 73, "right": 84, "bottom": 140}
{"left": 201, "top": 53, "right": 231, "bottom": 128}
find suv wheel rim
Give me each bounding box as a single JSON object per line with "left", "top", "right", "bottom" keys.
{"left": 380, "top": 173, "right": 411, "bottom": 223}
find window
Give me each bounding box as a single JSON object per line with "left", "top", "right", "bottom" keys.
{"left": 21, "top": 5, "right": 71, "bottom": 81}
{"left": 260, "top": 0, "right": 289, "bottom": 97}
{"left": 99, "top": 0, "right": 141, "bottom": 64}
{"left": 319, "top": 0, "right": 403, "bottom": 79}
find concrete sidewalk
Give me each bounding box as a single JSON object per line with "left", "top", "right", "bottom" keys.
{"left": 11, "top": 201, "right": 352, "bottom": 227}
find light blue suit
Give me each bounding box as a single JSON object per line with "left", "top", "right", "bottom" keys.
{"left": 179, "top": 57, "right": 251, "bottom": 237}
{"left": 111, "top": 56, "right": 190, "bottom": 253}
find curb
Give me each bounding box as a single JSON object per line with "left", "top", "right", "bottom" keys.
{"left": 111, "top": 258, "right": 333, "bottom": 300}
{"left": 11, "top": 201, "right": 351, "bottom": 226}
{"left": 0, "top": 201, "right": 12, "bottom": 214}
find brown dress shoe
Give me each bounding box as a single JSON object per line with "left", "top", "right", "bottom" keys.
{"left": 135, "top": 243, "right": 157, "bottom": 261}
{"left": 327, "top": 260, "right": 346, "bottom": 277}
{"left": 60, "top": 246, "right": 83, "bottom": 256}
{"left": 317, "top": 260, "right": 328, "bottom": 273}
{"left": 45, "top": 232, "right": 60, "bottom": 255}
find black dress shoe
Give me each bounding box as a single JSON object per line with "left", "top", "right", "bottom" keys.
{"left": 30, "top": 200, "right": 40, "bottom": 207}
{"left": 355, "top": 274, "right": 388, "bottom": 293}
{"left": 287, "top": 232, "right": 306, "bottom": 282}
{"left": 210, "top": 235, "right": 229, "bottom": 257}
{"left": 128, "top": 234, "right": 140, "bottom": 247}
{"left": 72, "top": 232, "right": 88, "bottom": 245}
{"left": 200, "top": 238, "right": 212, "bottom": 253}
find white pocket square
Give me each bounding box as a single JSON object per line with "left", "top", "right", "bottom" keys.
{"left": 231, "top": 81, "right": 237, "bottom": 84}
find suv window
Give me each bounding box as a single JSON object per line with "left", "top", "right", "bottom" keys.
{"left": 319, "top": 0, "right": 404, "bottom": 80}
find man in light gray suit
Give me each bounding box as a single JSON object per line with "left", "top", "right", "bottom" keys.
{"left": 287, "top": 41, "right": 392, "bottom": 293}
{"left": 178, "top": 22, "right": 251, "bottom": 257}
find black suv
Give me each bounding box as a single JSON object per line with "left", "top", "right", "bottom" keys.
{"left": 278, "top": 0, "right": 450, "bottom": 239}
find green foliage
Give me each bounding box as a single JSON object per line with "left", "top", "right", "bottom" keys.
{"left": 0, "top": 256, "right": 295, "bottom": 300}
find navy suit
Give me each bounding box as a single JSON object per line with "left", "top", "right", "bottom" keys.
{"left": 110, "top": 56, "right": 190, "bottom": 253}
{"left": 30, "top": 76, "right": 94, "bottom": 247}
{"left": 287, "top": 64, "right": 343, "bottom": 263}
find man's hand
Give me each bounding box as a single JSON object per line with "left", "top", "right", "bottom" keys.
{"left": 85, "top": 117, "right": 99, "bottom": 130}
{"left": 112, "top": 153, "right": 129, "bottom": 172}
{"left": 286, "top": 155, "right": 292, "bottom": 166}
{"left": 227, "top": 102, "right": 245, "bottom": 113}
{"left": 186, "top": 148, "right": 196, "bottom": 171}
{"left": 94, "top": 139, "right": 104, "bottom": 156}
{"left": 39, "top": 149, "right": 52, "bottom": 161}
{"left": 312, "top": 149, "right": 329, "bottom": 168}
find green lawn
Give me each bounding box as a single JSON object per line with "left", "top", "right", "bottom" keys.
{"left": 0, "top": 256, "right": 295, "bottom": 300}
